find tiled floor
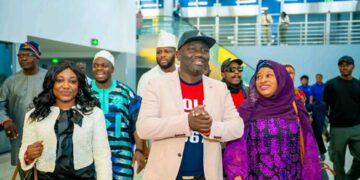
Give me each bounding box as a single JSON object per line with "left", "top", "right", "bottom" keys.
{"left": 0, "top": 144, "right": 354, "bottom": 180}
{"left": 0, "top": 152, "right": 18, "bottom": 180}
{"left": 0, "top": 152, "right": 143, "bottom": 180}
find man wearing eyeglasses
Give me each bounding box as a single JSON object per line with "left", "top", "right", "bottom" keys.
{"left": 0, "top": 41, "right": 46, "bottom": 176}
{"left": 221, "top": 58, "right": 248, "bottom": 109}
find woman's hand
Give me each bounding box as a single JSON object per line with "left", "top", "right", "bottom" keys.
{"left": 26, "top": 141, "right": 44, "bottom": 162}
{"left": 234, "top": 176, "right": 242, "bottom": 180}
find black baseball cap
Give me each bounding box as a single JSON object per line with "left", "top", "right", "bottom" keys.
{"left": 177, "top": 30, "right": 216, "bottom": 50}
{"left": 221, "top": 58, "right": 243, "bottom": 72}
{"left": 338, "top": 56, "right": 354, "bottom": 65}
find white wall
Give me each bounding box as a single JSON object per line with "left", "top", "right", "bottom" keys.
{"left": 0, "top": 0, "right": 138, "bottom": 89}
{"left": 0, "top": 0, "right": 136, "bottom": 53}
{"left": 227, "top": 45, "right": 360, "bottom": 86}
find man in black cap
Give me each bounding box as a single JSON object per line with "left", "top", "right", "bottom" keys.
{"left": 221, "top": 58, "right": 248, "bottom": 109}
{"left": 136, "top": 30, "right": 244, "bottom": 180}
{"left": 0, "top": 41, "right": 47, "bottom": 175}
{"left": 323, "top": 55, "right": 360, "bottom": 180}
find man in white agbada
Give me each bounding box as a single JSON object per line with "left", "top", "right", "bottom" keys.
{"left": 134, "top": 30, "right": 178, "bottom": 179}
{"left": 137, "top": 30, "right": 178, "bottom": 96}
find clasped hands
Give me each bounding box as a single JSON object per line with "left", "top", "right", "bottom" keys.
{"left": 188, "top": 105, "right": 212, "bottom": 133}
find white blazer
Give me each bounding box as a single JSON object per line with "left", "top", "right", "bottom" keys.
{"left": 19, "top": 106, "right": 112, "bottom": 180}
{"left": 136, "top": 72, "right": 244, "bottom": 180}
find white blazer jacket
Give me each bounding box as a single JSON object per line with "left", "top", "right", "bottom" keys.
{"left": 19, "top": 106, "right": 112, "bottom": 180}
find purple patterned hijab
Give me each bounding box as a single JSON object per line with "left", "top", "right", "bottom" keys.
{"left": 239, "top": 59, "right": 297, "bottom": 122}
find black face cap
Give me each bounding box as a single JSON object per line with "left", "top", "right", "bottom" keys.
{"left": 221, "top": 58, "right": 243, "bottom": 72}
{"left": 177, "top": 30, "right": 216, "bottom": 50}
{"left": 338, "top": 55, "right": 354, "bottom": 66}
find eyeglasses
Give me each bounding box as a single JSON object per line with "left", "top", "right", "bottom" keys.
{"left": 17, "top": 53, "right": 36, "bottom": 58}
{"left": 225, "top": 67, "right": 243, "bottom": 73}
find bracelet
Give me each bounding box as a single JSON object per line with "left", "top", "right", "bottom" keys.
{"left": 135, "top": 148, "right": 144, "bottom": 154}
{"left": 1, "top": 118, "right": 12, "bottom": 127}
{"left": 24, "top": 151, "right": 34, "bottom": 164}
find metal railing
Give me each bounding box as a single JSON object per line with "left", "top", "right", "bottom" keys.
{"left": 141, "top": 16, "right": 196, "bottom": 37}
{"left": 196, "top": 20, "right": 360, "bottom": 46}
{"left": 138, "top": 16, "right": 256, "bottom": 82}
{"left": 142, "top": 16, "right": 360, "bottom": 46}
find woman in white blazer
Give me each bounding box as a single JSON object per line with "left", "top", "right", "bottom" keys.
{"left": 19, "top": 61, "right": 112, "bottom": 179}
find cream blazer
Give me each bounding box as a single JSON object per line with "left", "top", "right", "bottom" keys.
{"left": 136, "top": 72, "right": 244, "bottom": 180}
{"left": 19, "top": 106, "right": 112, "bottom": 180}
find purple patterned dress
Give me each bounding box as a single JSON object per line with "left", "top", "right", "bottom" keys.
{"left": 247, "top": 118, "right": 301, "bottom": 179}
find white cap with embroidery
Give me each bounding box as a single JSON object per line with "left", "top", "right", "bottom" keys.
{"left": 93, "top": 50, "right": 115, "bottom": 66}
{"left": 156, "top": 30, "right": 177, "bottom": 48}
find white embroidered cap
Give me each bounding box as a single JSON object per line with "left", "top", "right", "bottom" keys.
{"left": 156, "top": 30, "right": 177, "bottom": 48}
{"left": 93, "top": 50, "right": 115, "bottom": 66}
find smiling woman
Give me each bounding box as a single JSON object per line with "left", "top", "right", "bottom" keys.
{"left": 52, "top": 68, "right": 79, "bottom": 109}
{"left": 18, "top": 61, "right": 112, "bottom": 179}
{"left": 255, "top": 67, "right": 278, "bottom": 98}
{"left": 224, "top": 60, "right": 322, "bottom": 180}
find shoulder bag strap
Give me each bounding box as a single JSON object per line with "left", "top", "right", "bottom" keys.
{"left": 292, "top": 101, "right": 305, "bottom": 166}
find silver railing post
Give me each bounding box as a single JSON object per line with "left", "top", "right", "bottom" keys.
{"left": 235, "top": 17, "right": 238, "bottom": 46}
{"left": 325, "top": 11, "right": 331, "bottom": 45}
{"left": 304, "top": 14, "right": 308, "bottom": 45}
{"left": 348, "top": 13, "right": 353, "bottom": 44}
{"left": 215, "top": 15, "right": 220, "bottom": 42}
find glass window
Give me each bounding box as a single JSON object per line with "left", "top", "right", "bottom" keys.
{"left": 179, "top": 0, "right": 195, "bottom": 7}
{"left": 284, "top": 0, "right": 304, "bottom": 3}
{"left": 238, "top": 16, "right": 257, "bottom": 23}
{"left": 308, "top": 13, "right": 326, "bottom": 21}
{"left": 331, "top": 13, "right": 350, "bottom": 21}
{"left": 219, "top": 0, "right": 258, "bottom": 6}
{"left": 140, "top": 0, "right": 161, "bottom": 9}
{"left": 178, "top": 0, "right": 216, "bottom": 7}
{"left": 289, "top": 14, "right": 305, "bottom": 22}
{"left": 307, "top": 0, "right": 325, "bottom": 3}
{"left": 353, "top": 12, "right": 360, "bottom": 20}
{"left": 0, "top": 42, "right": 12, "bottom": 79}
{"left": 199, "top": 0, "right": 215, "bottom": 7}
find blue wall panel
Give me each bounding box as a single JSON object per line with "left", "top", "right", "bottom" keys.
{"left": 262, "top": 0, "right": 280, "bottom": 14}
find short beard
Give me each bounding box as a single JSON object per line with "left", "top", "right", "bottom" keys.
{"left": 188, "top": 64, "right": 205, "bottom": 76}
{"left": 158, "top": 57, "right": 175, "bottom": 70}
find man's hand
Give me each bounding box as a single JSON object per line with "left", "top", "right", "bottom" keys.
{"left": 26, "top": 141, "right": 44, "bottom": 162}
{"left": 3, "top": 120, "right": 18, "bottom": 140}
{"left": 188, "top": 105, "right": 212, "bottom": 133}
{"left": 132, "top": 150, "right": 146, "bottom": 174}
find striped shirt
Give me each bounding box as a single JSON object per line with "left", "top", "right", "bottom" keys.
{"left": 91, "top": 80, "right": 141, "bottom": 180}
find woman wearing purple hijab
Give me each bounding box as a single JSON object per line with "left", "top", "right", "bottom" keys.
{"left": 224, "top": 60, "right": 321, "bottom": 180}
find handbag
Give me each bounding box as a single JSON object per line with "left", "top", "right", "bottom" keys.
{"left": 12, "top": 163, "right": 38, "bottom": 180}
